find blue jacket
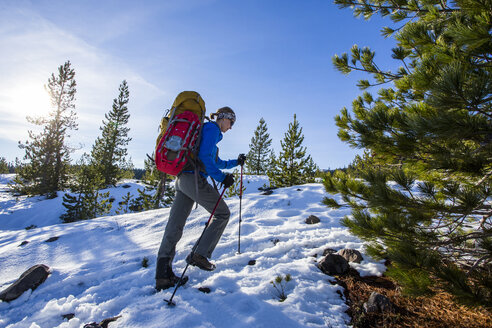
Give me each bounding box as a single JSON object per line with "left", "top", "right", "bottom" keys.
{"left": 198, "top": 121, "right": 237, "bottom": 182}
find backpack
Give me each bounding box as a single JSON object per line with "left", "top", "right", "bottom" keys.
{"left": 155, "top": 91, "right": 206, "bottom": 176}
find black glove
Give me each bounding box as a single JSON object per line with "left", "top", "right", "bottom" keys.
{"left": 222, "top": 173, "right": 235, "bottom": 188}
{"left": 237, "top": 153, "right": 246, "bottom": 166}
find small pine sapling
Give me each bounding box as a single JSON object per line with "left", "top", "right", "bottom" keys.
{"left": 115, "top": 192, "right": 133, "bottom": 214}
{"left": 225, "top": 168, "right": 246, "bottom": 198}
{"left": 270, "top": 273, "right": 292, "bottom": 302}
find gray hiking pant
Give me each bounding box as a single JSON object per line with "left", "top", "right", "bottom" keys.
{"left": 156, "top": 172, "right": 230, "bottom": 267}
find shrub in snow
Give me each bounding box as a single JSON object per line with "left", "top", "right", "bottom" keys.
{"left": 270, "top": 274, "right": 292, "bottom": 302}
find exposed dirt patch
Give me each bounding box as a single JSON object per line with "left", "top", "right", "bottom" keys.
{"left": 333, "top": 269, "right": 492, "bottom": 328}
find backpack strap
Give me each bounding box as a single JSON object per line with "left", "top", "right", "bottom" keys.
{"left": 194, "top": 165, "right": 199, "bottom": 209}
{"left": 190, "top": 115, "right": 209, "bottom": 209}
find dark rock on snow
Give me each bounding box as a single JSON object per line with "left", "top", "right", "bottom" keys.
{"left": 322, "top": 248, "right": 337, "bottom": 256}
{"left": 83, "top": 315, "right": 122, "bottom": 328}
{"left": 62, "top": 313, "right": 75, "bottom": 320}
{"left": 19, "top": 241, "right": 30, "bottom": 247}
{"left": 198, "top": 287, "right": 211, "bottom": 294}
{"left": 261, "top": 190, "right": 273, "bottom": 195}
{"left": 83, "top": 323, "right": 102, "bottom": 328}
{"left": 45, "top": 236, "right": 60, "bottom": 243}
{"left": 258, "top": 186, "right": 276, "bottom": 192}
{"left": 363, "top": 292, "right": 393, "bottom": 313}
{"left": 248, "top": 260, "right": 256, "bottom": 266}
{"left": 305, "top": 215, "right": 320, "bottom": 224}
{"left": 0, "top": 264, "right": 50, "bottom": 302}
{"left": 317, "top": 254, "right": 349, "bottom": 275}
{"left": 337, "top": 248, "right": 363, "bottom": 263}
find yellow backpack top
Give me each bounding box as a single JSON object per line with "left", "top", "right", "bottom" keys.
{"left": 155, "top": 91, "right": 207, "bottom": 149}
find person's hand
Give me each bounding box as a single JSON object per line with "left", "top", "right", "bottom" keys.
{"left": 237, "top": 153, "right": 246, "bottom": 166}
{"left": 223, "top": 173, "right": 235, "bottom": 188}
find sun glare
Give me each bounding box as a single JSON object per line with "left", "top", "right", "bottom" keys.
{"left": 9, "top": 83, "right": 52, "bottom": 120}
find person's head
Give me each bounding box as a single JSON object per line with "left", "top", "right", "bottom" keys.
{"left": 211, "top": 107, "right": 236, "bottom": 133}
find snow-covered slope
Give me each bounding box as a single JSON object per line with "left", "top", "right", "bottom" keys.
{"left": 0, "top": 174, "right": 385, "bottom": 328}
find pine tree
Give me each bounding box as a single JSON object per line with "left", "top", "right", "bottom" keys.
{"left": 268, "top": 114, "right": 315, "bottom": 187}
{"left": 303, "top": 156, "right": 319, "bottom": 183}
{"left": 115, "top": 192, "right": 133, "bottom": 214}
{"left": 246, "top": 118, "right": 273, "bottom": 175}
{"left": 91, "top": 80, "right": 131, "bottom": 187}
{"left": 61, "top": 154, "right": 112, "bottom": 223}
{"left": 14, "top": 61, "right": 77, "bottom": 198}
{"left": 325, "top": 0, "right": 492, "bottom": 307}
{"left": 0, "top": 157, "right": 9, "bottom": 174}
{"left": 266, "top": 149, "right": 278, "bottom": 187}
{"left": 142, "top": 155, "right": 174, "bottom": 209}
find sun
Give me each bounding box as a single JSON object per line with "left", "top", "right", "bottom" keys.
{"left": 8, "top": 82, "right": 52, "bottom": 120}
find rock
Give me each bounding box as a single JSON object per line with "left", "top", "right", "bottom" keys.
{"left": 100, "top": 316, "right": 122, "bottom": 328}
{"left": 25, "top": 225, "right": 37, "bottom": 230}
{"left": 0, "top": 264, "right": 50, "bottom": 302}
{"left": 62, "top": 313, "right": 75, "bottom": 321}
{"left": 270, "top": 238, "right": 280, "bottom": 245}
{"left": 363, "top": 292, "right": 393, "bottom": 313}
{"left": 337, "top": 249, "right": 363, "bottom": 263}
{"left": 84, "top": 316, "right": 122, "bottom": 328}
{"left": 198, "top": 287, "right": 211, "bottom": 294}
{"left": 45, "top": 236, "right": 59, "bottom": 243}
{"left": 84, "top": 323, "right": 102, "bottom": 328}
{"left": 322, "top": 248, "right": 337, "bottom": 256}
{"left": 258, "top": 186, "right": 276, "bottom": 192}
{"left": 261, "top": 190, "right": 273, "bottom": 195}
{"left": 317, "top": 254, "right": 349, "bottom": 275}
{"left": 122, "top": 184, "right": 131, "bottom": 188}
{"left": 248, "top": 260, "right": 256, "bottom": 266}
{"left": 19, "top": 241, "right": 30, "bottom": 247}
{"left": 305, "top": 215, "right": 320, "bottom": 224}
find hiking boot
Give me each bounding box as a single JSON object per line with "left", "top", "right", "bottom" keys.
{"left": 156, "top": 272, "right": 188, "bottom": 291}
{"left": 186, "top": 253, "right": 216, "bottom": 271}
{"left": 155, "top": 257, "right": 188, "bottom": 291}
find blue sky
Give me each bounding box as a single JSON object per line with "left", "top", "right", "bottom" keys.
{"left": 0, "top": 0, "right": 397, "bottom": 170}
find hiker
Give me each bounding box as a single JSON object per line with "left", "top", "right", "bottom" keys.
{"left": 155, "top": 106, "right": 246, "bottom": 291}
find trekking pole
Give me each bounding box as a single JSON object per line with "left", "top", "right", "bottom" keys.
{"left": 165, "top": 187, "right": 227, "bottom": 306}
{"left": 237, "top": 164, "right": 244, "bottom": 254}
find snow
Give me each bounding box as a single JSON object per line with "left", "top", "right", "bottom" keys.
{"left": 0, "top": 174, "right": 385, "bottom": 328}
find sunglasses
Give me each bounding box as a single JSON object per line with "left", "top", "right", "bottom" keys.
{"left": 218, "top": 112, "right": 236, "bottom": 127}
